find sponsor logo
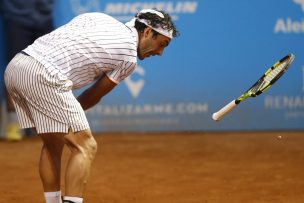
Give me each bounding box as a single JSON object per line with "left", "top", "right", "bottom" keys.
{"left": 265, "top": 96, "right": 304, "bottom": 109}
{"left": 264, "top": 95, "right": 304, "bottom": 119}
{"left": 124, "top": 65, "right": 145, "bottom": 98}
{"left": 103, "top": 1, "right": 198, "bottom": 21}
{"left": 70, "top": 0, "right": 198, "bottom": 21}
{"left": 274, "top": 0, "right": 304, "bottom": 33}
{"left": 88, "top": 102, "right": 208, "bottom": 116}
{"left": 274, "top": 18, "right": 304, "bottom": 33}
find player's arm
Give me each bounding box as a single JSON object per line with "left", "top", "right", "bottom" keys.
{"left": 77, "top": 74, "right": 117, "bottom": 110}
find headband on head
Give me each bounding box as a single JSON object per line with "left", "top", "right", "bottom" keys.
{"left": 126, "top": 9, "right": 173, "bottom": 39}
{"left": 137, "top": 9, "right": 164, "bottom": 18}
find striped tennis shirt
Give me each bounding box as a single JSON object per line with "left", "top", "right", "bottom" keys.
{"left": 23, "top": 12, "right": 138, "bottom": 89}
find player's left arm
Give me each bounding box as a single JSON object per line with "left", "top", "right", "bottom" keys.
{"left": 77, "top": 74, "right": 117, "bottom": 110}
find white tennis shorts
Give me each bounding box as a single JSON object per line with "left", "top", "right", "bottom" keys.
{"left": 4, "top": 53, "right": 90, "bottom": 134}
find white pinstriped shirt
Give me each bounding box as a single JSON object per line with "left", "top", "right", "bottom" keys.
{"left": 23, "top": 12, "right": 138, "bottom": 89}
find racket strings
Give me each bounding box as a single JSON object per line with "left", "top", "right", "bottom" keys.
{"left": 264, "top": 62, "right": 287, "bottom": 83}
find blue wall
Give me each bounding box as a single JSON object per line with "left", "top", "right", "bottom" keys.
{"left": 1, "top": 0, "right": 303, "bottom": 132}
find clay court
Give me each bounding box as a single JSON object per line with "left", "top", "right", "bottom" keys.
{"left": 0, "top": 131, "right": 304, "bottom": 203}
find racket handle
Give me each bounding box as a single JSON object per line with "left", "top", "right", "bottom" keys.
{"left": 212, "top": 100, "right": 238, "bottom": 121}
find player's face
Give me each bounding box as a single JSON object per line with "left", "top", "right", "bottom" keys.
{"left": 138, "top": 28, "right": 171, "bottom": 60}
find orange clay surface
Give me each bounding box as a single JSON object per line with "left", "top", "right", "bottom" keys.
{"left": 0, "top": 131, "right": 304, "bottom": 203}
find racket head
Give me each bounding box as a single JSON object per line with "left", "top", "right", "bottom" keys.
{"left": 237, "top": 53, "right": 295, "bottom": 102}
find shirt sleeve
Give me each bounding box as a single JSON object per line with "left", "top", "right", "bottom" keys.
{"left": 106, "top": 61, "right": 136, "bottom": 84}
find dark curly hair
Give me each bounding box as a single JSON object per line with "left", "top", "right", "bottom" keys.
{"left": 134, "top": 9, "right": 179, "bottom": 38}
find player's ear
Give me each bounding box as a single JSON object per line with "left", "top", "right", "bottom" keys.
{"left": 143, "top": 27, "right": 153, "bottom": 37}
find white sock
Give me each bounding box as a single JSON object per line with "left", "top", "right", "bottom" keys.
{"left": 63, "top": 196, "right": 83, "bottom": 203}
{"left": 44, "top": 191, "right": 62, "bottom": 203}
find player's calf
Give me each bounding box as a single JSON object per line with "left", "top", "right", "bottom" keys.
{"left": 63, "top": 129, "right": 97, "bottom": 196}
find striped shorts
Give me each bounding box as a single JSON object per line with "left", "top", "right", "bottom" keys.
{"left": 4, "top": 53, "right": 90, "bottom": 134}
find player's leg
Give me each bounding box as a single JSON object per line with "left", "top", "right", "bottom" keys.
{"left": 62, "top": 129, "right": 97, "bottom": 202}
{"left": 39, "top": 132, "right": 65, "bottom": 203}
{"left": 39, "top": 132, "right": 65, "bottom": 190}
{"left": 4, "top": 53, "right": 94, "bottom": 202}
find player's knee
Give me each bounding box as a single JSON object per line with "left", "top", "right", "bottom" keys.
{"left": 84, "top": 136, "right": 97, "bottom": 161}
{"left": 64, "top": 130, "right": 97, "bottom": 161}
{"left": 80, "top": 130, "right": 98, "bottom": 161}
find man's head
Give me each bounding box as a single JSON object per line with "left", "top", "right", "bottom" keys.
{"left": 133, "top": 9, "right": 179, "bottom": 60}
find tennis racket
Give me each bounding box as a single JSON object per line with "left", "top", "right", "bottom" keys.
{"left": 212, "top": 53, "right": 295, "bottom": 121}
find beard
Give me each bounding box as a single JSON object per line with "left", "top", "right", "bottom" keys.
{"left": 137, "top": 48, "right": 145, "bottom": 60}
{"left": 138, "top": 54, "right": 144, "bottom": 60}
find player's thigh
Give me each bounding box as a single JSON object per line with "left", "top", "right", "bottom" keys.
{"left": 39, "top": 132, "right": 66, "bottom": 152}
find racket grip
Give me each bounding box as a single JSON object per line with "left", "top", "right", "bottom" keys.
{"left": 212, "top": 100, "right": 237, "bottom": 121}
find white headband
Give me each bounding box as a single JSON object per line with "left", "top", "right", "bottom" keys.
{"left": 135, "top": 18, "right": 173, "bottom": 39}
{"left": 125, "top": 9, "right": 173, "bottom": 39}
{"left": 138, "top": 9, "right": 164, "bottom": 18}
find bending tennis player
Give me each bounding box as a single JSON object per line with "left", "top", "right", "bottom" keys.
{"left": 4, "top": 9, "right": 179, "bottom": 203}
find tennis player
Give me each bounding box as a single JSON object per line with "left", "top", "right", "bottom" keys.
{"left": 4, "top": 9, "right": 179, "bottom": 203}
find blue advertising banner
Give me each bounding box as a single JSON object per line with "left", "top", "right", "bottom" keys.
{"left": 1, "top": 0, "right": 303, "bottom": 132}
